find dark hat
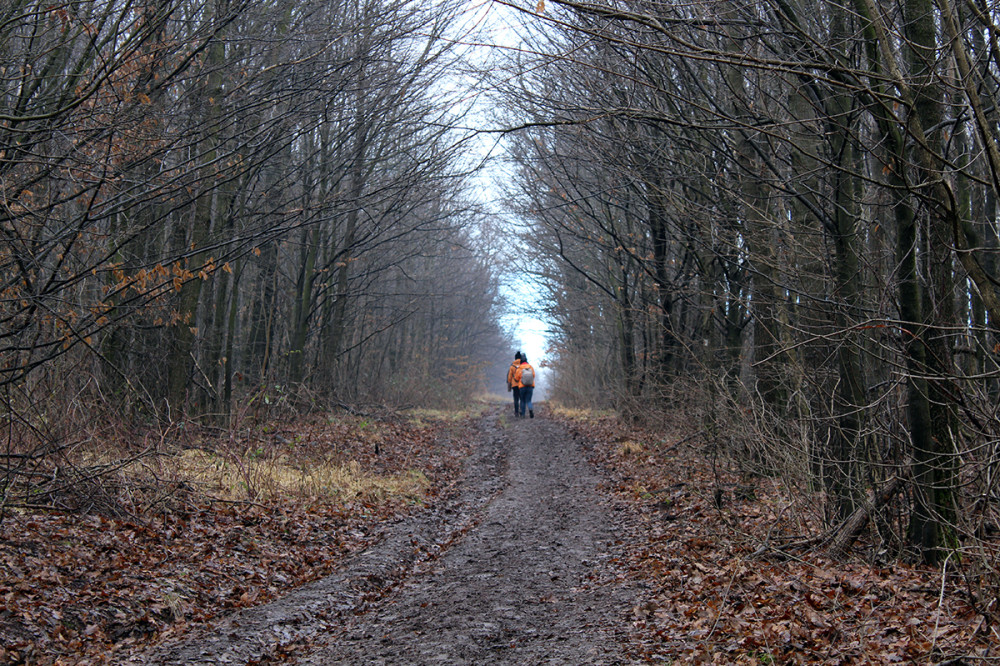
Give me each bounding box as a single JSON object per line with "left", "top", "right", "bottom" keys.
{"left": 515, "top": 351, "right": 522, "bottom": 360}
{"left": 520, "top": 354, "right": 528, "bottom": 363}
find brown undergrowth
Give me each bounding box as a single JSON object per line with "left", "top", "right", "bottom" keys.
{"left": 0, "top": 406, "right": 480, "bottom": 665}
{"left": 551, "top": 404, "right": 1000, "bottom": 664}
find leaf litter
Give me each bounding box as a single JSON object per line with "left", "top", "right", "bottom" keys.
{"left": 557, "top": 407, "right": 1000, "bottom": 664}
{"left": 0, "top": 410, "right": 471, "bottom": 665}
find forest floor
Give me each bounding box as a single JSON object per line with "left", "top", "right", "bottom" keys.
{"left": 2, "top": 401, "right": 999, "bottom": 664}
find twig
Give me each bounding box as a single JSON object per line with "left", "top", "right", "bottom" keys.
{"left": 930, "top": 552, "right": 955, "bottom": 658}
{"left": 658, "top": 429, "right": 706, "bottom": 453}
{"left": 750, "top": 503, "right": 791, "bottom": 558}
{"left": 704, "top": 558, "right": 742, "bottom": 643}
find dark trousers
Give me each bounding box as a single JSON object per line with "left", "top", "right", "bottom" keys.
{"left": 512, "top": 386, "right": 521, "bottom": 414}
{"left": 519, "top": 387, "right": 534, "bottom": 416}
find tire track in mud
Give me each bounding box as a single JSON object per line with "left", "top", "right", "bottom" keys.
{"left": 301, "top": 410, "right": 636, "bottom": 665}
{"left": 126, "top": 408, "right": 637, "bottom": 665}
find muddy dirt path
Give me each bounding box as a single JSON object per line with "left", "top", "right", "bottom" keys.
{"left": 127, "top": 408, "right": 638, "bottom": 665}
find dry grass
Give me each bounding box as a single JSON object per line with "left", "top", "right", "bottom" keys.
{"left": 61, "top": 443, "right": 430, "bottom": 511}
{"left": 547, "top": 403, "right": 615, "bottom": 421}
{"left": 170, "top": 449, "right": 430, "bottom": 502}
{"left": 27, "top": 408, "right": 453, "bottom": 517}
{"left": 404, "top": 399, "right": 494, "bottom": 427}
{"left": 2, "top": 399, "right": 487, "bottom": 519}
{"left": 617, "top": 440, "right": 645, "bottom": 456}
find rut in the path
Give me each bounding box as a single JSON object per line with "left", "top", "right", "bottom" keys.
{"left": 124, "top": 409, "right": 637, "bottom": 665}
{"left": 302, "top": 412, "right": 635, "bottom": 665}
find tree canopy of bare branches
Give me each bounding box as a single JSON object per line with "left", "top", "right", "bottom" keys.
{"left": 0, "top": 0, "right": 511, "bottom": 513}
{"left": 489, "top": 0, "right": 1000, "bottom": 567}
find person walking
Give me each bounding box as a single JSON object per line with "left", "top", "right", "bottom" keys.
{"left": 514, "top": 354, "right": 536, "bottom": 418}
{"left": 506, "top": 351, "right": 522, "bottom": 416}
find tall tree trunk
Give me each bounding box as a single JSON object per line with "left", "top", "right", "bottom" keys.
{"left": 324, "top": 117, "right": 367, "bottom": 368}
{"left": 814, "top": 2, "right": 869, "bottom": 518}
{"left": 853, "top": 0, "right": 959, "bottom": 563}
{"left": 288, "top": 226, "right": 319, "bottom": 386}
{"left": 166, "top": 0, "right": 227, "bottom": 414}
{"left": 614, "top": 257, "right": 638, "bottom": 401}
{"left": 647, "top": 167, "right": 677, "bottom": 380}
{"left": 904, "top": 0, "right": 959, "bottom": 562}
{"left": 222, "top": 259, "right": 243, "bottom": 423}
{"left": 247, "top": 242, "right": 279, "bottom": 387}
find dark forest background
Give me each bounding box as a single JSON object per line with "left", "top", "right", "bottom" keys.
{"left": 4, "top": 0, "right": 1000, "bottom": 589}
